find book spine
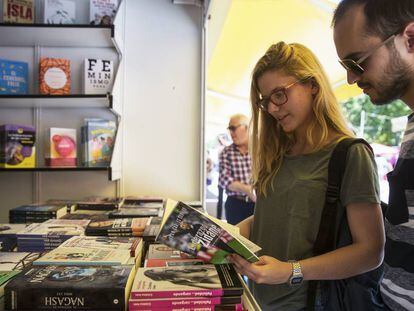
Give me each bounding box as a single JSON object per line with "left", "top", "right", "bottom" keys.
{"left": 130, "top": 289, "right": 224, "bottom": 299}
{"left": 129, "top": 297, "right": 222, "bottom": 308}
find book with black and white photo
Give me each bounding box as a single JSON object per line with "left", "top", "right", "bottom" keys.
{"left": 43, "top": 0, "right": 76, "bottom": 24}
{"left": 156, "top": 199, "right": 261, "bottom": 264}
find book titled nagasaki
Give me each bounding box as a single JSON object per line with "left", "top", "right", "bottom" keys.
{"left": 130, "top": 264, "right": 243, "bottom": 299}
{"left": 5, "top": 264, "right": 135, "bottom": 310}
{"left": 156, "top": 199, "right": 261, "bottom": 264}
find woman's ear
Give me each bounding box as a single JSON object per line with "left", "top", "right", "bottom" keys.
{"left": 310, "top": 78, "right": 319, "bottom": 95}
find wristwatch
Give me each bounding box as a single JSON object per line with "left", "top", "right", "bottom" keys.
{"left": 288, "top": 260, "right": 303, "bottom": 286}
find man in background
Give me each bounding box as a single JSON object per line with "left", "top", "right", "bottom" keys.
{"left": 333, "top": 1, "right": 414, "bottom": 309}
{"left": 219, "top": 114, "right": 255, "bottom": 225}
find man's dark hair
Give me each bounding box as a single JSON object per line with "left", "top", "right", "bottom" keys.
{"left": 332, "top": 0, "right": 414, "bottom": 39}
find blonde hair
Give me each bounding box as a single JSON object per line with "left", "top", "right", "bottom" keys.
{"left": 250, "top": 42, "right": 354, "bottom": 196}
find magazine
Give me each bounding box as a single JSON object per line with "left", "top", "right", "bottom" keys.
{"left": 156, "top": 200, "right": 261, "bottom": 264}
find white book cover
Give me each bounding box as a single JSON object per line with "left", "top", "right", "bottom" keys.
{"left": 33, "top": 246, "right": 131, "bottom": 266}
{"left": 84, "top": 58, "right": 114, "bottom": 94}
{"left": 89, "top": 0, "right": 118, "bottom": 25}
{"left": 60, "top": 235, "right": 138, "bottom": 251}
{"left": 44, "top": 0, "right": 76, "bottom": 24}
{"left": 17, "top": 219, "right": 90, "bottom": 237}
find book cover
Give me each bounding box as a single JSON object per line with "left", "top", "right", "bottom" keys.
{"left": 44, "top": 0, "right": 75, "bottom": 24}
{"left": 156, "top": 200, "right": 261, "bottom": 264}
{"left": 0, "top": 59, "right": 29, "bottom": 94}
{"left": 89, "top": 0, "right": 118, "bottom": 25}
{"left": 17, "top": 219, "right": 90, "bottom": 239}
{"left": 108, "top": 207, "right": 160, "bottom": 218}
{"left": 81, "top": 119, "right": 116, "bottom": 167}
{"left": 147, "top": 244, "right": 183, "bottom": 260}
{"left": 45, "top": 127, "right": 77, "bottom": 167}
{"left": 143, "top": 224, "right": 160, "bottom": 242}
{"left": 0, "top": 224, "right": 27, "bottom": 251}
{"left": 128, "top": 296, "right": 242, "bottom": 309}
{"left": 84, "top": 58, "right": 114, "bottom": 94}
{"left": 33, "top": 246, "right": 131, "bottom": 266}
{"left": 5, "top": 264, "right": 135, "bottom": 310}
{"left": 123, "top": 196, "right": 164, "bottom": 205}
{"left": 3, "top": 0, "right": 34, "bottom": 24}
{"left": 0, "top": 252, "right": 42, "bottom": 271}
{"left": 0, "top": 124, "right": 35, "bottom": 168}
{"left": 144, "top": 258, "right": 205, "bottom": 268}
{"left": 59, "top": 235, "right": 142, "bottom": 257}
{"left": 130, "top": 264, "right": 243, "bottom": 299}
{"left": 39, "top": 57, "right": 71, "bottom": 95}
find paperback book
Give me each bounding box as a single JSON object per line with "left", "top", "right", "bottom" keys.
{"left": 0, "top": 124, "right": 35, "bottom": 168}
{"left": 85, "top": 217, "right": 149, "bottom": 237}
{"left": 81, "top": 118, "right": 116, "bottom": 167}
{"left": 44, "top": 0, "right": 75, "bottom": 24}
{"left": 45, "top": 127, "right": 77, "bottom": 167}
{"left": 0, "top": 252, "right": 42, "bottom": 271}
{"left": 130, "top": 264, "right": 243, "bottom": 299}
{"left": 0, "top": 59, "right": 28, "bottom": 94}
{"left": 9, "top": 203, "right": 67, "bottom": 224}
{"left": 33, "top": 246, "right": 131, "bottom": 266}
{"left": 76, "top": 196, "right": 123, "bottom": 210}
{"left": 2, "top": 0, "right": 34, "bottom": 24}
{"left": 39, "top": 57, "right": 71, "bottom": 95}
{"left": 89, "top": 0, "right": 118, "bottom": 25}
{"left": 156, "top": 200, "right": 261, "bottom": 264}
{"left": 5, "top": 264, "right": 135, "bottom": 310}
{"left": 0, "top": 223, "right": 27, "bottom": 251}
{"left": 84, "top": 58, "right": 114, "bottom": 94}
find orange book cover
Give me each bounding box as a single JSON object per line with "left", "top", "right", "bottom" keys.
{"left": 39, "top": 57, "right": 71, "bottom": 95}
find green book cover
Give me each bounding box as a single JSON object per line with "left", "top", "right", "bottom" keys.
{"left": 156, "top": 199, "right": 260, "bottom": 264}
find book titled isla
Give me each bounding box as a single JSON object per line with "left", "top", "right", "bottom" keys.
{"left": 130, "top": 264, "right": 243, "bottom": 299}
{"left": 3, "top": 0, "right": 34, "bottom": 24}
{"left": 156, "top": 199, "right": 261, "bottom": 264}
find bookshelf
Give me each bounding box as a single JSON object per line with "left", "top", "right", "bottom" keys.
{"left": 0, "top": 0, "right": 125, "bottom": 218}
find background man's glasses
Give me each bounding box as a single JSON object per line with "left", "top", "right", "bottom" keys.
{"left": 339, "top": 34, "right": 396, "bottom": 76}
{"left": 227, "top": 124, "right": 245, "bottom": 132}
{"left": 257, "top": 78, "right": 308, "bottom": 111}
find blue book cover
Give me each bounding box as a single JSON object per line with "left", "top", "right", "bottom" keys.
{"left": 0, "top": 59, "right": 29, "bottom": 94}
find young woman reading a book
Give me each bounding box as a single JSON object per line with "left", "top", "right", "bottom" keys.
{"left": 228, "top": 42, "right": 385, "bottom": 311}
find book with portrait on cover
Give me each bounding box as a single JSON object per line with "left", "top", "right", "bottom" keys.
{"left": 156, "top": 199, "right": 261, "bottom": 264}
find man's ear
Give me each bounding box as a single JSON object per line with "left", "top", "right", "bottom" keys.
{"left": 403, "top": 22, "right": 414, "bottom": 52}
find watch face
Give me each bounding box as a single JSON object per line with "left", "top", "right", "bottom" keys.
{"left": 291, "top": 276, "right": 303, "bottom": 285}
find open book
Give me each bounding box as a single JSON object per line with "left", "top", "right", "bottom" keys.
{"left": 155, "top": 199, "right": 261, "bottom": 264}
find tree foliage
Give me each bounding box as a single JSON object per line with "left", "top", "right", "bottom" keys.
{"left": 341, "top": 95, "right": 411, "bottom": 146}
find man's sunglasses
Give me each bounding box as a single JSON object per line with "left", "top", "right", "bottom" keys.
{"left": 339, "top": 34, "right": 396, "bottom": 76}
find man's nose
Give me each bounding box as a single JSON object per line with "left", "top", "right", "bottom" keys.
{"left": 347, "top": 70, "right": 361, "bottom": 85}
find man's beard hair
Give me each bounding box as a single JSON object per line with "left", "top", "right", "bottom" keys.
{"left": 374, "top": 43, "right": 412, "bottom": 105}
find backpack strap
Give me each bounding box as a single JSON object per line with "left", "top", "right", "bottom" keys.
{"left": 307, "top": 138, "right": 373, "bottom": 310}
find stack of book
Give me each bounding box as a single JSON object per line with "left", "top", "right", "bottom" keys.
{"left": 16, "top": 219, "right": 90, "bottom": 252}
{"left": 85, "top": 217, "right": 150, "bottom": 237}
{"left": 129, "top": 264, "right": 244, "bottom": 311}
{"left": 75, "top": 196, "right": 124, "bottom": 211}
{"left": 9, "top": 203, "right": 67, "bottom": 224}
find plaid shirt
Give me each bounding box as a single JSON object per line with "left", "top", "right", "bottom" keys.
{"left": 219, "top": 143, "right": 252, "bottom": 197}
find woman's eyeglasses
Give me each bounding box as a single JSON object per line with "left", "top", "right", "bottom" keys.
{"left": 257, "top": 78, "right": 308, "bottom": 111}
{"left": 338, "top": 34, "right": 396, "bottom": 76}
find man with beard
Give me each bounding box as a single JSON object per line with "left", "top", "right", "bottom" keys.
{"left": 333, "top": 1, "right": 414, "bottom": 310}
